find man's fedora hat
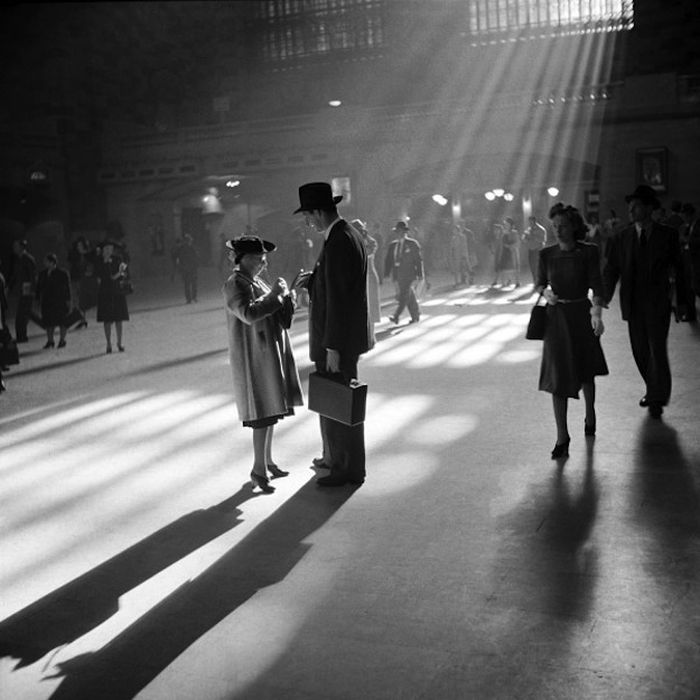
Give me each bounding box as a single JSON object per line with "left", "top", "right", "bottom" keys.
{"left": 625, "top": 184, "right": 660, "bottom": 207}
{"left": 293, "top": 182, "right": 343, "bottom": 214}
{"left": 393, "top": 220, "right": 409, "bottom": 232}
{"left": 225, "top": 235, "right": 276, "bottom": 254}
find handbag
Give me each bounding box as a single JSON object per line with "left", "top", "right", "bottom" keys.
{"left": 117, "top": 276, "right": 134, "bottom": 295}
{"left": 0, "top": 328, "right": 20, "bottom": 366}
{"left": 64, "top": 307, "right": 84, "bottom": 328}
{"left": 525, "top": 293, "right": 547, "bottom": 340}
{"left": 308, "top": 371, "right": 367, "bottom": 426}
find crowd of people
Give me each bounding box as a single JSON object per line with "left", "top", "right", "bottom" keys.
{"left": 220, "top": 180, "right": 697, "bottom": 494}
{"left": 0, "top": 237, "right": 132, "bottom": 363}
{"left": 2, "top": 180, "right": 698, "bottom": 495}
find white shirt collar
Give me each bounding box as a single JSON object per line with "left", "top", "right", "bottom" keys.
{"left": 323, "top": 216, "right": 341, "bottom": 241}
{"left": 635, "top": 222, "right": 651, "bottom": 237}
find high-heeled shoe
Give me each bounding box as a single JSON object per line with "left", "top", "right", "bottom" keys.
{"left": 117, "top": 344, "right": 125, "bottom": 352}
{"left": 250, "top": 471, "right": 275, "bottom": 493}
{"left": 43, "top": 341, "right": 55, "bottom": 349}
{"left": 584, "top": 420, "right": 596, "bottom": 436}
{"left": 106, "top": 344, "right": 113, "bottom": 354}
{"left": 551, "top": 439, "right": 570, "bottom": 459}
{"left": 267, "top": 463, "right": 289, "bottom": 478}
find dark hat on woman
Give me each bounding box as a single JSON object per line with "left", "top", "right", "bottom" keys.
{"left": 225, "top": 235, "right": 276, "bottom": 254}
{"left": 625, "top": 184, "right": 660, "bottom": 208}
{"left": 293, "top": 182, "right": 343, "bottom": 214}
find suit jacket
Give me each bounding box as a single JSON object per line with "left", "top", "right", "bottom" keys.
{"left": 603, "top": 222, "right": 686, "bottom": 320}
{"left": 384, "top": 236, "right": 423, "bottom": 284}
{"left": 308, "top": 219, "right": 374, "bottom": 364}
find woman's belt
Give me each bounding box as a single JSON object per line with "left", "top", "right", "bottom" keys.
{"left": 557, "top": 296, "right": 589, "bottom": 304}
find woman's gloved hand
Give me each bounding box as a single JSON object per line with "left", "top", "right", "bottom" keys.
{"left": 590, "top": 305, "right": 604, "bottom": 336}
{"left": 543, "top": 288, "right": 558, "bottom": 305}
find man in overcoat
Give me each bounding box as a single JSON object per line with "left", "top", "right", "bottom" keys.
{"left": 293, "top": 182, "right": 374, "bottom": 487}
{"left": 383, "top": 220, "right": 424, "bottom": 324}
{"left": 603, "top": 184, "right": 687, "bottom": 419}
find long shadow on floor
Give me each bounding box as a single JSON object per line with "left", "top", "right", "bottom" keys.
{"left": 632, "top": 419, "right": 700, "bottom": 565}
{"left": 629, "top": 421, "right": 700, "bottom": 696}
{"left": 124, "top": 348, "right": 227, "bottom": 377}
{"left": 0, "top": 487, "right": 255, "bottom": 668}
{"left": 43, "top": 478, "right": 353, "bottom": 699}
{"left": 7, "top": 352, "right": 111, "bottom": 377}
{"left": 495, "top": 438, "right": 600, "bottom": 622}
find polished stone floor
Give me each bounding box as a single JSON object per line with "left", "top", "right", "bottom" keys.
{"left": 0, "top": 267, "right": 699, "bottom": 700}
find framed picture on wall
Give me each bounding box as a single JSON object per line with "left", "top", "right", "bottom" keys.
{"left": 636, "top": 147, "right": 668, "bottom": 193}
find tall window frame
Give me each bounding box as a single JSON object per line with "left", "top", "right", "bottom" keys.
{"left": 467, "top": 0, "right": 634, "bottom": 40}
{"left": 257, "top": 0, "right": 385, "bottom": 64}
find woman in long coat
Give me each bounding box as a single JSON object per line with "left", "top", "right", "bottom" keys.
{"left": 223, "top": 235, "right": 303, "bottom": 493}
{"left": 36, "top": 253, "right": 71, "bottom": 348}
{"left": 536, "top": 203, "right": 608, "bottom": 459}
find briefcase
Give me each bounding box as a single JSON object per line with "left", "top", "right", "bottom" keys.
{"left": 308, "top": 371, "right": 367, "bottom": 426}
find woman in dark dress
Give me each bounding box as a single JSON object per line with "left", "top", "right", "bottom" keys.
{"left": 96, "top": 241, "right": 130, "bottom": 353}
{"left": 536, "top": 203, "right": 608, "bottom": 459}
{"left": 36, "top": 253, "right": 72, "bottom": 349}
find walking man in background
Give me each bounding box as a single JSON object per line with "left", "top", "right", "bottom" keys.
{"left": 293, "top": 182, "right": 374, "bottom": 487}
{"left": 603, "top": 185, "right": 687, "bottom": 419}
{"left": 384, "top": 220, "right": 424, "bottom": 324}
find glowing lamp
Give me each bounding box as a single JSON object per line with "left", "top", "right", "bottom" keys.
{"left": 328, "top": 100, "right": 342, "bottom": 107}
{"left": 493, "top": 188, "right": 505, "bottom": 197}
{"left": 432, "top": 194, "right": 448, "bottom": 206}
{"left": 485, "top": 191, "right": 496, "bottom": 201}
{"left": 547, "top": 186, "right": 560, "bottom": 197}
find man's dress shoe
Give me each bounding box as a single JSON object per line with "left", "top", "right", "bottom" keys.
{"left": 317, "top": 474, "right": 364, "bottom": 487}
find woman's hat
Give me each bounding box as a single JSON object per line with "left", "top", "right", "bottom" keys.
{"left": 225, "top": 235, "right": 276, "bottom": 254}
{"left": 293, "top": 182, "right": 343, "bottom": 214}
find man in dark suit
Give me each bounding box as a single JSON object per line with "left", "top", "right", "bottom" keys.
{"left": 293, "top": 182, "right": 374, "bottom": 486}
{"left": 383, "top": 221, "right": 424, "bottom": 324}
{"left": 603, "top": 185, "right": 687, "bottom": 419}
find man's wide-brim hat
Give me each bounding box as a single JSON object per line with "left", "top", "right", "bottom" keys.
{"left": 293, "top": 182, "right": 343, "bottom": 214}
{"left": 225, "top": 235, "right": 276, "bottom": 254}
{"left": 394, "top": 220, "right": 409, "bottom": 232}
{"left": 625, "top": 184, "right": 660, "bottom": 207}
